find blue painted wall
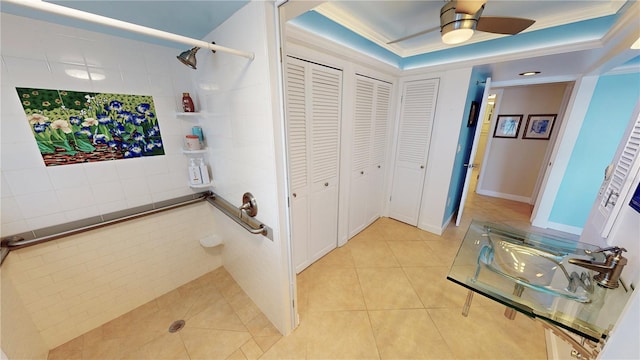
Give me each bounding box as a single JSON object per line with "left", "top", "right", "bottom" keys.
{"left": 443, "top": 69, "right": 488, "bottom": 224}
{"left": 549, "top": 72, "right": 640, "bottom": 228}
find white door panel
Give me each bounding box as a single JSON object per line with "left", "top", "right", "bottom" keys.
{"left": 389, "top": 78, "right": 439, "bottom": 225}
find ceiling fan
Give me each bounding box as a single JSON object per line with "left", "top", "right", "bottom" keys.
{"left": 388, "top": 0, "right": 535, "bottom": 45}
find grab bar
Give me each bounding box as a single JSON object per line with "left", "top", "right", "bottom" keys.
{"left": 204, "top": 191, "right": 273, "bottom": 241}
{"left": 0, "top": 192, "right": 211, "bottom": 265}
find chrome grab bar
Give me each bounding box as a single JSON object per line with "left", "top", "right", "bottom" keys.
{"left": 204, "top": 192, "right": 272, "bottom": 240}
{"left": 0, "top": 190, "right": 273, "bottom": 265}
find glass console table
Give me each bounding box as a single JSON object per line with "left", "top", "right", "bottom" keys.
{"left": 447, "top": 221, "right": 632, "bottom": 357}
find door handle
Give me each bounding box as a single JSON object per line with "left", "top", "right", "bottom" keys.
{"left": 324, "top": 182, "right": 329, "bottom": 187}
{"left": 420, "top": 165, "right": 424, "bottom": 169}
{"left": 464, "top": 163, "right": 477, "bottom": 168}
{"left": 605, "top": 190, "right": 619, "bottom": 207}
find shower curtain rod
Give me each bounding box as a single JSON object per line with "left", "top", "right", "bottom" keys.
{"left": 3, "top": 0, "right": 255, "bottom": 61}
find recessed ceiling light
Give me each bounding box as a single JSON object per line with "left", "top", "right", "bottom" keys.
{"left": 519, "top": 71, "right": 541, "bottom": 76}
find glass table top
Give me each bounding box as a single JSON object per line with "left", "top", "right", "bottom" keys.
{"left": 447, "top": 220, "right": 633, "bottom": 342}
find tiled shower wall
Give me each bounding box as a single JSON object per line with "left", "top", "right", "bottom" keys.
{"left": 0, "top": 13, "right": 197, "bottom": 234}
{"left": 0, "top": 11, "right": 222, "bottom": 357}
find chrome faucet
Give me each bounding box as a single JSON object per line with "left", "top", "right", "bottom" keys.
{"left": 568, "top": 246, "right": 627, "bottom": 289}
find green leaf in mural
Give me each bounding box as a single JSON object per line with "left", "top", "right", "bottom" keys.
{"left": 37, "top": 141, "right": 55, "bottom": 154}
{"left": 74, "top": 138, "right": 96, "bottom": 153}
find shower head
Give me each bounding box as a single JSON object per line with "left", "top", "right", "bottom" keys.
{"left": 177, "top": 47, "right": 199, "bottom": 69}
{"left": 176, "top": 42, "right": 217, "bottom": 70}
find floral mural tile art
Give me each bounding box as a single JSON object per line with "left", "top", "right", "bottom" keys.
{"left": 16, "top": 88, "right": 165, "bottom": 166}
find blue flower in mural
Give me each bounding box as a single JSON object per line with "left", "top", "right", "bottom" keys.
{"left": 147, "top": 125, "right": 160, "bottom": 137}
{"left": 107, "top": 140, "right": 120, "bottom": 148}
{"left": 107, "top": 100, "right": 123, "bottom": 112}
{"left": 34, "top": 123, "right": 47, "bottom": 133}
{"left": 145, "top": 143, "right": 155, "bottom": 152}
{"left": 152, "top": 139, "right": 163, "bottom": 149}
{"left": 136, "top": 103, "right": 150, "bottom": 114}
{"left": 75, "top": 128, "right": 92, "bottom": 137}
{"left": 119, "top": 111, "right": 135, "bottom": 124}
{"left": 94, "top": 134, "right": 107, "bottom": 144}
{"left": 69, "top": 116, "right": 82, "bottom": 126}
{"left": 97, "top": 114, "right": 111, "bottom": 125}
{"left": 133, "top": 132, "right": 144, "bottom": 142}
{"left": 132, "top": 114, "right": 147, "bottom": 126}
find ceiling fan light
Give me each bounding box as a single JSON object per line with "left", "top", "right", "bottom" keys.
{"left": 442, "top": 27, "right": 475, "bottom": 44}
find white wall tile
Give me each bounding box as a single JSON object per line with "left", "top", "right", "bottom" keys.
{"left": 87, "top": 67, "right": 125, "bottom": 93}
{"left": 0, "top": 141, "right": 44, "bottom": 170}
{"left": 47, "top": 165, "right": 88, "bottom": 190}
{"left": 3, "top": 168, "right": 54, "bottom": 196}
{"left": 48, "top": 62, "right": 95, "bottom": 92}
{"left": 15, "top": 190, "right": 61, "bottom": 218}
{"left": 114, "top": 157, "right": 146, "bottom": 179}
{"left": 1, "top": 172, "right": 14, "bottom": 198}
{"left": 1, "top": 196, "right": 24, "bottom": 224}
{"left": 56, "top": 186, "right": 96, "bottom": 212}
{"left": 2, "top": 57, "right": 55, "bottom": 89}
{"left": 90, "top": 180, "right": 125, "bottom": 204}
{"left": 82, "top": 161, "right": 119, "bottom": 184}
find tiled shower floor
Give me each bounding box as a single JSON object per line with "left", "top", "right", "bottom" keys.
{"left": 47, "top": 267, "right": 282, "bottom": 360}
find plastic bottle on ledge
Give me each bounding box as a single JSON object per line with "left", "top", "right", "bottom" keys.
{"left": 188, "top": 158, "right": 203, "bottom": 185}
{"left": 182, "top": 92, "right": 195, "bottom": 112}
{"left": 198, "top": 158, "right": 211, "bottom": 184}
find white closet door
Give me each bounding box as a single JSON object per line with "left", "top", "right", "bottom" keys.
{"left": 349, "top": 77, "right": 374, "bottom": 237}
{"left": 348, "top": 76, "right": 393, "bottom": 237}
{"left": 284, "top": 58, "right": 310, "bottom": 273}
{"left": 284, "top": 56, "right": 342, "bottom": 272}
{"left": 367, "top": 81, "right": 392, "bottom": 223}
{"left": 389, "top": 78, "right": 439, "bottom": 225}
{"left": 308, "top": 66, "right": 342, "bottom": 262}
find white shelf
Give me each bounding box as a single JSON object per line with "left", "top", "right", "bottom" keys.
{"left": 176, "top": 112, "right": 201, "bottom": 117}
{"left": 182, "top": 147, "right": 208, "bottom": 154}
{"left": 189, "top": 181, "right": 214, "bottom": 189}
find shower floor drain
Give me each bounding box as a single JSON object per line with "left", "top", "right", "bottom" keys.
{"left": 168, "top": 320, "right": 185, "bottom": 333}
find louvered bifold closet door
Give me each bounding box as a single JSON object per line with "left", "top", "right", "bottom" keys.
{"left": 389, "top": 78, "right": 440, "bottom": 226}
{"left": 284, "top": 56, "right": 342, "bottom": 273}
{"left": 284, "top": 58, "right": 310, "bottom": 272}
{"left": 348, "top": 77, "right": 374, "bottom": 237}
{"left": 308, "top": 65, "right": 342, "bottom": 263}
{"left": 367, "top": 81, "right": 392, "bottom": 224}
{"left": 348, "top": 75, "right": 393, "bottom": 237}
{"left": 598, "top": 110, "right": 640, "bottom": 237}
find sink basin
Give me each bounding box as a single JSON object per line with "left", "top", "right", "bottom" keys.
{"left": 473, "top": 226, "right": 595, "bottom": 303}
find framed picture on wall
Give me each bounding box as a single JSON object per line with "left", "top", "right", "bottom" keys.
{"left": 493, "top": 114, "right": 522, "bottom": 138}
{"left": 466, "top": 101, "right": 479, "bottom": 127}
{"left": 523, "top": 114, "right": 557, "bottom": 140}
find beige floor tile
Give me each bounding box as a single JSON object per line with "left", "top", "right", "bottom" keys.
{"left": 369, "top": 309, "right": 455, "bottom": 359}
{"left": 387, "top": 241, "right": 442, "bottom": 267}
{"left": 428, "top": 307, "right": 547, "bottom": 359}
{"left": 226, "top": 290, "right": 263, "bottom": 325}
{"left": 121, "top": 332, "right": 190, "bottom": 360}
{"left": 180, "top": 327, "right": 252, "bottom": 360}
{"left": 307, "top": 267, "right": 366, "bottom": 311}
{"left": 309, "top": 245, "right": 355, "bottom": 270}
{"left": 357, "top": 267, "right": 422, "bottom": 310}
{"left": 254, "top": 334, "right": 282, "bottom": 352}
{"left": 239, "top": 338, "right": 263, "bottom": 360}
{"left": 226, "top": 349, "right": 248, "bottom": 360}
{"left": 245, "top": 312, "right": 281, "bottom": 338}
{"left": 305, "top": 310, "right": 379, "bottom": 359}
{"left": 186, "top": 296, "right": 247, "bottom": 332}
{"left": 403, "top": 266, "right": 494, "bottom": 309}
{"left": 259, "top": 321, "right": 308, "bottom": 360}
{"left": 348, "top": 241, "right": 399, "bottom": 267}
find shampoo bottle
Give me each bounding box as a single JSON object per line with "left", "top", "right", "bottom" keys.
{"left": 198, "top": 158, "right": 211, "bottom": 184}
{"left": 188, "top": 158, "right": 203, "bottom": 185}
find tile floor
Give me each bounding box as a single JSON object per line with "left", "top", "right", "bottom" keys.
{"left": 49, "top": 181, "right": 562, "bottom": 359}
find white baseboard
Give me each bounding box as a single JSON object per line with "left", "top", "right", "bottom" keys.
{"left": 417, "top": 221, "right": 445, "bottom": 235}
{"left": 476, "top": 189, "right": 531, "bottom": 203}
{"left": 546, "top": 221, "right": 583, "bottom": 235}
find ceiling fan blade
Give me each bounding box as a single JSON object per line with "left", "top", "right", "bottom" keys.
{"left": 455, "top": 0, "right": 486, "bottom": 15}
{"left": 387, "top": 26, "right": 439, "bottom": 45}
{"left": 476, "top": 16, "right": 535, "bottom": 35}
